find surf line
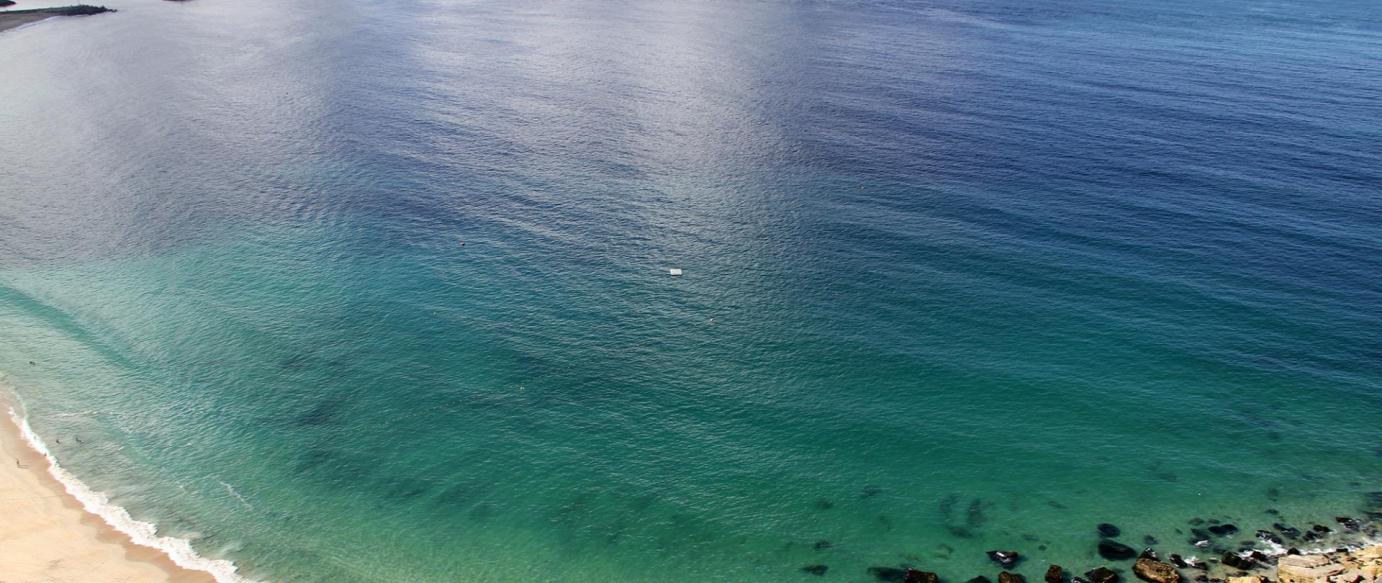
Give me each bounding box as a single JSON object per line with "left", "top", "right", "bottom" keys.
{"left": 7, "top": 405, "right": 263, "bottom": 583}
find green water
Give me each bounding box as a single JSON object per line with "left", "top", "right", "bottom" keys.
{"left": 1, "top": 0, "right": 1380, "bottom": 580}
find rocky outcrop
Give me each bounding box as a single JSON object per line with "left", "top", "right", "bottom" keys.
{"left": 989, "top": 551, "right": 1021, "bottom": 569}
{"left": 1134, "top": 554, "right": 1182, "bottom": 583}
{"left": 1276, "top": 546, "right": 1381, "bottom": 583}
{"left": 1046, "top": 565, "right": 1065, "bottom": 583}
{"left": 1086, "top": 567, "right": 1119, "bottom": 583}
{"left": 1222, "top": 552, "right": 1258, "bottom": 570}
{"left": 1000, "top": 572, "right": 1027, "bottom": 583}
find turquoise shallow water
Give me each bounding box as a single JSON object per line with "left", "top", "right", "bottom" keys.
{"left": 2, "top": 0, "right": 1381, "bottom": 581}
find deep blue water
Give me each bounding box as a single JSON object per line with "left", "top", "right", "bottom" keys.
{"left": 1, "top": 0, "right": 1380, "bottom": 581}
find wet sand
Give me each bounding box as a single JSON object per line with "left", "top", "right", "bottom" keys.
{"left": 0, "top": 6, "right": 113, "bottom": 33}
{"left": 0, "top": 12, "right": 56, "bottom": 32}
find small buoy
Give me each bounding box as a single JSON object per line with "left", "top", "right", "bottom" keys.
{"left": 668, "top": 268, "right": 683, "bottom": 276}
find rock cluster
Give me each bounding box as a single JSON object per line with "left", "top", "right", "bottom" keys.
{"left": 847, "top": 545, "right": 1379, "bottom": 583}
{"left": 1276, "top": 546, "right": 1382, "bottom": 583}
{"left": 1135, "top": 550, "right": 1182, "bottom": 583}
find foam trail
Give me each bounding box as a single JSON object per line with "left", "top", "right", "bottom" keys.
{"left": 222, "top": 480, "right": 254, "bottom": 510}
{"left": 8, "top": 407, "right": 261, "bottom": 583}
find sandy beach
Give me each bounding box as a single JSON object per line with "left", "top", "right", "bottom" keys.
{"left": 0, "top": 409, "right": 214, "bottom": 583}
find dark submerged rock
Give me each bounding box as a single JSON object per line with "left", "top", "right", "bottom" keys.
{"left": 869, "top": 567, "right": 908, "bottom": 582}
{"left": 1189, "top": 534, "right": 1211, "bottom": 548}
{"left": 907, "top": 570, "right": 940, "bottom": 583}
{"left": 1312, "top": 524, "right": 1332, "bottom": 533}
{"left": 802, "top": 565, "right": 829, "bottom": 576}
{"left": 1099, "top": 523, "right": 1122, "bottom": 537}
{"left": 988, "top": 550, "right": 1021, "bottom": 569}
{"left": 935, "top": 544, "right": 955, "bottom": 559}
{"left": 1086, "top": 567, "right": 1120, "bottom": 583}
{"left": 1366, "top": 491, "right": 1382, "bottom": 507}
{"left": 1255, "top": 530, "right": 1283, "bottom": 544}
{"left": 1273, "top": 524, "right": 1301, "bottom": 539}
{"left": 1098, "top": 540, "right": 1138, "bottom": 561}
{"left": 968, "top": 577, "right": 994, "bottom": 583}
{"left": 968, "top": 499, "right": 987, "bottom": 528}
{"left": 1335, "top": 516, "right": 1361, "bottom": 531}
{"left": 813, "top": 540, "right": 833, "bottom": 551}
{"left": 1207, "top": 524, "right": 1238, "bottom": 536}
{"left": 999, "top": 573, "right": 1027, "bottom": 583}
{"left": 1046, "top": 565, "right": 1065, "bottom": 583}
{"left": 1144, "top": 535, "right": 1160, "bottom": 546}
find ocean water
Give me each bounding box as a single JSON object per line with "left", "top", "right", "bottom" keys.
{"left": 1, "top": 0, "right": 1381, "bottom": 581}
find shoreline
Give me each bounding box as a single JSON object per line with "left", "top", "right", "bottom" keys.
{"left": 0, "top": 12, "right": 57, "bottom": 32}
{"left": 0, "top": 399, "right": 219, "bottom": 583}
{"left": 0, "top": 5, "right": 115, "bottom": 33}
{"left": 1, "top": 395, "right": 1375, "bottom": 583}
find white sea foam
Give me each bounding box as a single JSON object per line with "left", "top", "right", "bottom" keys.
{"left": 7, "top": 407, "right": 261, "bottom": 583}
{"left": 221, "top": 480, "right": 254, "bottom": 510}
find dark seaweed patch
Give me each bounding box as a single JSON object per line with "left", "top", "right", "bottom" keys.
{"left": 294, "top": 397, "right": 348, "bottom": 427}
{"left": 940, "top": 494, "right": 986, "bottom": 538}
{"left": 280, "top": 353, "right": 312, "bottom": 371}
